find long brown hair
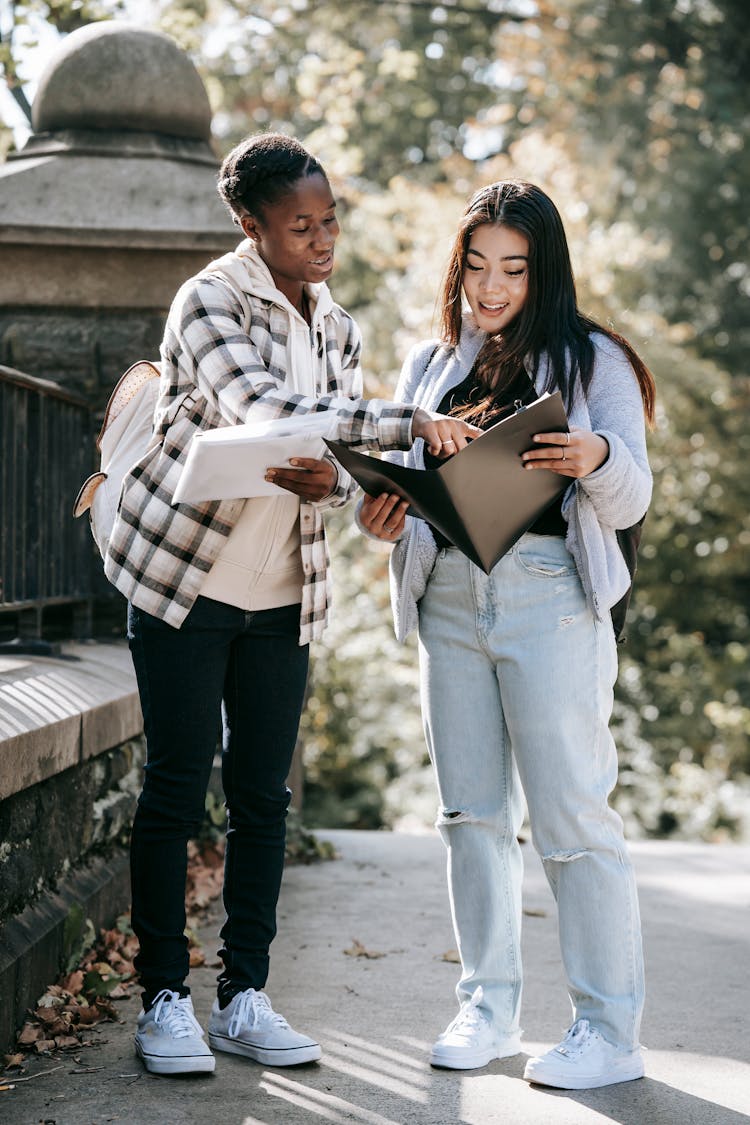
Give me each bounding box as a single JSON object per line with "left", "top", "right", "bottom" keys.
{"left": 439, "top": 182, "right": 656, "bottom": 426}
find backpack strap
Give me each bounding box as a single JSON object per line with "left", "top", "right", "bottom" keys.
{"left": 95, "top": 360, "right": 160, "bottom": 451}
{"left": 152, "top": 386, "right": 197, "bottom": 446}
{"left": 611, "top": 516, "right": 645, "bottom": 643}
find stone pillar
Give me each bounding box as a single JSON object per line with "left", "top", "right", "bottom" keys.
{"left": 0, "top": 22, "right": 237, "bottom": 412}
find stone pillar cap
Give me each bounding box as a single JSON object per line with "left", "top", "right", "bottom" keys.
{"left": 31, "top": 21, "right": 212, "bottom": 141}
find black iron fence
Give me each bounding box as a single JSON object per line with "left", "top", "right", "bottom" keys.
{"left": 0, "top": 364, "right": 94, "bottom": 648}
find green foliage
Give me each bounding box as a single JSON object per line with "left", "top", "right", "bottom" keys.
{"left": 62, "top": 903, "right": 96, "bottom": 973}
{"left": 195, "top": 0, "right": 508, "bottom": 183}
{"left": 611, "top": 340, "right": 750, "bottom": 839}
{"left": 202, "top": 787, "right": 336, "bottom": 862}
{"left": 301, "top": 509, "right": 429, "bottom": 830}
{"left": 0, "top": 0, "right": 127, "bottom": 124}
{"left": 284, "top": 808, "right": 337, "bottom": 865}
{"left": 484, "top": 0, "right": 750, "bottom": 373}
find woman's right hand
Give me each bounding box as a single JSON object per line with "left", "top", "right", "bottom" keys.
{"left": 360, "top": 492, "right": 409, "bottom": 541}
{"left": 411, "top": 408, "right": 481, "bottom": 457}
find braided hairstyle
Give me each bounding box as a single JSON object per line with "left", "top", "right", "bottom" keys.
{"left": 217, "top": 132, "right": 326, "bottom": 224}
{"left": 439, "top": 181, "right": 655, "bottom": 427}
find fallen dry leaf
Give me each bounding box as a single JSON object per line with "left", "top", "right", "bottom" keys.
{"left": 3, "top": 1054, "right": 24, "bottom": 1069}
{"left": 70, "top": 1005, "right": 100, "bottom": 1025}
{"left": 93, "top": 998, "right": 119, "bottom": 1021}
{"left": 106, "top": 953, "right": 134, "bottom": 976}
{"left": 344, "top": 939, "right": 385, "bottom": 959}
{"left": 441, "top": 949, "right": 461, "bottom": 963}
{"left": 17, "top": 1025, "right": 43, "bottom": 1046}
{"left": 522, "top": 907, "right": 548, "bottom": 917}
{"left": 54, "top": 1036, "right": 81, "bottom": 1050}
{"left": 36, "top": 990, "right": 65, "bottom": 1007}
{"left": 185, "top": 840, "right": 226, "bottom": 916}
{"left": 90, "top": 961, "right": 115, "bottom": 979}
{"left": 34, "top": 1011, "right": 73, "bottom": 1038}
{"left": 59, "top": 970, "right": 85, "bottom": 995}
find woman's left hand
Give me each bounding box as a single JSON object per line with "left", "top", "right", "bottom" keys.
{"left": 265, "top": 457, "right": 337, "bottom": 501}
{"left": 521, "top": 425, "right": 609, "bottom": 479}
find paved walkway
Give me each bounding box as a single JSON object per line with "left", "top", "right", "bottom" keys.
{"left": 2, "top": 830, "right": 749, "bottom": 1125}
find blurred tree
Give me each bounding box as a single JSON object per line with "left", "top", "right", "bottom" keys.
{"left": 478, "top": 0, "right": 750, "bottom": 373}
{"left": 613, "top": 339, "right": 750, "bottom": 839}
{"left": 188, "top": 0, "right": 521, "bottom": 182}
{"left": 300, "top": 510, "right": 428, "bottom": 830}
{"left": 0, "top": 0, "right": 125, "bottom": 122}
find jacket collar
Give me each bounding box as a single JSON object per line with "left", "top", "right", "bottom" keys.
{"left": 454, "top": 314, "right": 487, "bottom": 367}
{"left": 203, "top": 238, "right": 336, "bottom": 324}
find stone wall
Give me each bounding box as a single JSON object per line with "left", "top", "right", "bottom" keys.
{"left": 0, "top": 309, "right": 165, "bottom": 408}
{"left": 0, "top": 737, "right": 144, "bottom": 927}
{"left": 0, "top": 642, "right": 144, "bottom": 1053}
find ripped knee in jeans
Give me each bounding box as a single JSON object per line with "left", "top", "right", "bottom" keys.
{"left": 541, "top": 848, "right": 588, "bottom": 862}
{"left": 436, "top": 807, "right": 477, "bottom": 827}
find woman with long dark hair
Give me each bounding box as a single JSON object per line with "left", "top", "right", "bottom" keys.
{"left": 360, "top": 180, "right": 655, "bottom": 1090}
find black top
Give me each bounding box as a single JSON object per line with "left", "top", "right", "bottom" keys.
{"left": 423, "top": 365, "right": 567, "bottom": 549}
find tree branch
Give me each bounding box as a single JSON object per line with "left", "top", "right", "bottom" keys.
{"left": 7, "top": 80, "right": 32, "bottom": 122}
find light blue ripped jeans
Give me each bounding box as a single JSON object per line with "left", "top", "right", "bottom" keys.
{"left": 417, "top": 534, "right": 644, "bottom": 1051}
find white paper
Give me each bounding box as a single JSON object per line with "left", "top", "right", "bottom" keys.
{"left": 172, "top": 413, "right": 337, "bottom": 504}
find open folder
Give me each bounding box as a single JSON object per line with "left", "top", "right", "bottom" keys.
{"left": 172, "top": 413, "right": 336, "bottom": 504}
{"left": 325, "top": 391, "right": 570, "bottom": 574}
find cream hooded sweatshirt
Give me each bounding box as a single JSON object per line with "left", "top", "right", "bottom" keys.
{"left": 198, "top": 241, "right": 335, "bottom": 612}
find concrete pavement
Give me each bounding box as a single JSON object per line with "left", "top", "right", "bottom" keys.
{"left": 2, "top": 829, "right": 749, "bottom": 1124}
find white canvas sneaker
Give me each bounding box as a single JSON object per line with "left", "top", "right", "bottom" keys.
{"left": 208, "top": 988, "right": 322, "bottom": 1066}
{"left": 430, "top": 986, "right": 522, "bottom": 1070}
{"left": 524, "top": 1019, "right": 645, "bottom": 1089}
{"left": 134, "top": 990, "right": 216, "bottom": 1075}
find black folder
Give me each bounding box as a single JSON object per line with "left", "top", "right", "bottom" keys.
{"left": 326, "top": 391, "right": 569, "bottom": 574}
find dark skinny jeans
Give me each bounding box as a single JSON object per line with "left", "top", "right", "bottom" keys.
{"left": 127, "top": 597, "right": 309, "bottom": 1006}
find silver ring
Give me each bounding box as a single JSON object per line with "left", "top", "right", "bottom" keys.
{"left": 561, "top": 450, "right": 566, "bottom": 462}
{"left": 442, "top": 438, "right": 456, "bottom": 447}
{"left": 565, "top": 432, "right": 570, "bottom": 445}
{"left": 384, "top": 524, "right": 395, "bottom": 532}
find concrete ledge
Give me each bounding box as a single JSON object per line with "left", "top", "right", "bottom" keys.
{"left": 0, "top": 641, "right": 142, "bottom": 799}
{"left": 0, "top": 847, "right": 130, "bottom": 1054}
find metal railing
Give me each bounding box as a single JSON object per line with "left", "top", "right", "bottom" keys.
{"left": 0, "top": 364, "right": 94, "bottom": 647}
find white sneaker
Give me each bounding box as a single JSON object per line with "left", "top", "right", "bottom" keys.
{"left": 430, "top": 986, "right": 522, "bottom": 1070}
{"left": 523, "top": 1019, "right": 645, "bottom": 1089}
{"left": 208, "top": 988, "right": 321, "bottom": 1066}
{"left": 134, "top": 990, "right": 215, "bottom": 1075}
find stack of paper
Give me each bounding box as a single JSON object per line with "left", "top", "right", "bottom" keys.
{"left": 172, "top": 413, "right": 337, "bottom": 504}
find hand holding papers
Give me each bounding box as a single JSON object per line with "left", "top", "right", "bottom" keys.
{"left": 326, "top": 392, "right": 570, "bottom": 574}
{"left": 172, "top": 413, "right": 337, "bottom": 505}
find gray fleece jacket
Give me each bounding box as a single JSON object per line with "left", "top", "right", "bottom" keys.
{"left": 366, "top": 319, "right": 652, "bottom": 643}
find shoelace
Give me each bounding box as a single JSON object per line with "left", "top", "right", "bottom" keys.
{"left": 227, "top": 989, "right": 290, "bottom": 1039}
{"left": 555, "top": 1018, "right": 595, "bottom": 1056}
{"left": 150, "top": 990, "right": 200, "bottom": 1039}
{"left": 439, "top": 985, "right": 486, "bottom": 1039}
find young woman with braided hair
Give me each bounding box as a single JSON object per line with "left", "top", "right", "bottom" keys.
{"left": 359, "top": 180, "right": 655, "bottom": 1089}
{"left": 106, "top": 132, "right": 477, "bottom": 1076}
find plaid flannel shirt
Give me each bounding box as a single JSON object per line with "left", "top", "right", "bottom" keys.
{"left": 104, "top": 267, "right": 416, "bottom": 643}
